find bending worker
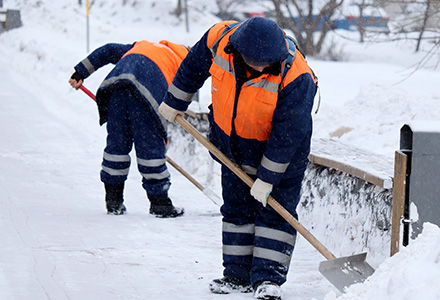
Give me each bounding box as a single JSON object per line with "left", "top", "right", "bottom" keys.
{"left": 159, "top": 17, "right": 317, "bottom": 299}
{"left": 69, "top": 40, "right": 188, "bottom": 218}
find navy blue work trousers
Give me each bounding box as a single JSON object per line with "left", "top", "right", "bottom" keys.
{"left": 220, "top": 164, "right": 304, "bottom": 288}
{"left": 100, "top": 87, "right": 170, "bottom": 196}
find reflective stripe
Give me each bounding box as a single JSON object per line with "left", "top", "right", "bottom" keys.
{"left": 261, "top": 155, "right": 289, "bottom": 174}
{"left": 253, "top": 247, "right": 292, "bottom": 266}
{"left": 241, "top": 165, "right": 257, "bottom": 175}
{"left": 137, "top": 157, "right": 166, "bottom": 167}
{"left": 223, "top": 244, "right": 253, "bottom": 256}
{"left": 168, "top": 82, "right": 194, "bottom": 102}
{"left": 100, "top": 73, "right": 167, "bottom": 130}
{"left": 141, "top": 169, "right": 170, "bottom": 180}
{"left": 255, "top": 226, "right": 296, "bottom": 247}
{"left": 101, "top": 165, "right": 130, "bottom": 176}
{"left": 245, "top": 79, "right": 279, "bottom": 93}
{"left": 81, "top": 58, "right": 95, "bottom": 75}
{"left": 213, "top": 55, "right": 233, "bottom": 75}
{"left": 103, "top": 152, "right": 131, "bottom": 162}
{"left": 223, "top": 222, "right": 255, "bottom": 234}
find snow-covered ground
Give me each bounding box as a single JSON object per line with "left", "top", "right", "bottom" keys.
{"left": 0, "top": 0, "right": 439, "bottom": 299}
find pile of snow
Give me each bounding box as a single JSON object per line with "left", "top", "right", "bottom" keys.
{"left": 323, "top": 223, "right": 440, "bottom": 300}
{"left": 0, "top": 0, "right": 439, "bottom": 299}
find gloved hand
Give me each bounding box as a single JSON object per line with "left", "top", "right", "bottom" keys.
{"left": 69, "top": 71, "right": 84, "bottom": 90}
{"left": 158, "top": 102, "right": 184, "bottom": 123}
{"left": 250, "top": 178, "right": 273, "bottom": 207}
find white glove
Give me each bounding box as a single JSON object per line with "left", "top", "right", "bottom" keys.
{"left": 250, "top": 178, "right": 273, "bottom": 207}
{"left": 158, "top": 102, "right": 184, "bottom": 123}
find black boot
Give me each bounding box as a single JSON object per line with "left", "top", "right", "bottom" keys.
{"left": 105, "top": 183, "right": 126, "bottom": 215}
{"left": 148, "top": 193, "right": 184, "bottom": 218}
{"left": 209, "top": 276, "right": 252, "bottom": 294}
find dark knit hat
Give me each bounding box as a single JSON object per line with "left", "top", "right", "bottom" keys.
{"left": 229, "top": 17, "right": 288, "bottom": 65}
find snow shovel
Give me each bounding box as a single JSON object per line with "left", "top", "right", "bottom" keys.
{"left": 165, "top": 155, "right": 222, "bottom": 206}
{"left": 77, "top": 85, "right": 221, "bottom": 206}
{"left": 79, "top": 84, "right": 96, "bottom": 101}
{"left": 174, "top": 114, "right": 375, "bottom": 292}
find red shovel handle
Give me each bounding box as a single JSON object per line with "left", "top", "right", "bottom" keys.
{"left": 79, "top": 85, "right": 96, "bottom": 102}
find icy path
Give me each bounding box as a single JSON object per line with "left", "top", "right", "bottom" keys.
{"left": 0, "top": 60, "right": 335, "bottom": 300}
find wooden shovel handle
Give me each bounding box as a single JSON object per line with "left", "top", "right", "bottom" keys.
{"left": 175, "top": 114, "right": 336, "bottom": 260}
{"left": 165, "top": 155, "right": 205, "bottom": 191}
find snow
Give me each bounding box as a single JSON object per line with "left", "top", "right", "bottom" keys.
{"left": 405, "top": 120, "right": 440, "bottom": 133}
{"left": 1, "top": 0, "right": 439, "bottom": 299}
{"left": 323, "top": 223, "right": 440, "bottom": 300}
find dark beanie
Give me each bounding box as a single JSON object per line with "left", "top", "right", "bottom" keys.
{"left": 229, "top": 17, "right": 288, "bottom": 65}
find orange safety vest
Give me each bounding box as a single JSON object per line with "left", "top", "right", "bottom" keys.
{"left": 122, "top": 40, "right": 189, "bottom": 85}
{"left": 206, "top": 21, "right": 315, "bottom": 141}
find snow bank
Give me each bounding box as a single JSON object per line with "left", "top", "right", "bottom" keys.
{"left": 323, "top": 223, "right": 440, "bottom": 300}
{"left": 300, "top": 165, "right": 392, "bottom": 267}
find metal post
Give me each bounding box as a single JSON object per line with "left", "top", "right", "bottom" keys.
{"left": 86, "top": 0, "right": 90, "bottom": 52}
{"left": 400, "top": 122, "right": 440, "bottom": 241}
{"left": 184, "top": 0, "right": 189, "bottom": 32}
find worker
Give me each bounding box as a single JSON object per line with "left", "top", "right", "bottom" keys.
{"left": 159, "top": 17, "right": 317, "bottom": 299}
{"left": 69, "top": 40, "right": 189, "bottom": 218}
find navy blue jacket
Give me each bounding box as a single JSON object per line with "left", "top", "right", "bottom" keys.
{"left": 74, "top": 43, "right": 169, "bottom": 138}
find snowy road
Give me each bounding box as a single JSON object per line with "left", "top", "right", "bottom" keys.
{"left": 0, "top": 51, "right": 334, "bottom": 300}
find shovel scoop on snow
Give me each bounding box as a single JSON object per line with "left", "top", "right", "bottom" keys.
{"left": 267, "top": 195, "right": 375, "bottom": 292}
{"left": 319, "top": 252, "right": 375, "bottom": 292}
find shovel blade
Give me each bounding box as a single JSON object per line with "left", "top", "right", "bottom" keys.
{"left": 202, "top": 187, "right": 223, "bottom": 206}
{"left": 319, "top": 252, "right": 375, "bottom": 292}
